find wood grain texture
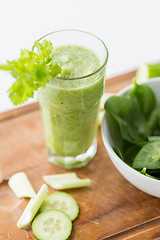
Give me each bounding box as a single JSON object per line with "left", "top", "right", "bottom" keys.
{"left": 0, "top": 102, "right": 39, "bottom": 122}
{"left": 107, "top": 218, "right": 160, "bottom": 240}
{"left": 1, "top": 71, "right": 160, "bottom": 240}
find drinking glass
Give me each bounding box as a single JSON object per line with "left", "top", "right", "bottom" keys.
{"left": 37, "top": 30, "right": 108, "bottom": 169}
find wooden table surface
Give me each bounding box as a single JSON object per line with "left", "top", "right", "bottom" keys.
{"left": 1, "top": 71, "right": 160, "bottom": 240}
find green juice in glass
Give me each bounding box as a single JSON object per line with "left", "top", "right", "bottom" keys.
{"left": 38, "top": 33, "right": 107, "bottom": 169}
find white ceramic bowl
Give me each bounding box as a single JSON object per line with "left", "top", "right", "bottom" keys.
{"left": 101, "top": 78, "right": 160, "bottom": 197}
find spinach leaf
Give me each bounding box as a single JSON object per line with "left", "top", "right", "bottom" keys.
{"left": 113, "top": 146, "right": 124, "bottom": 160}
{"left": 106, "top": 112, "right": 124, "bottom": 152}
{"left": 147, "top": 169, "right": 160, "bottom": 179}
{"left": 105, "top": 82, "right": 160, "bottom": 179}
{"left": 105, "top": 95, "right": 151, "bottom": 144}
{"left": 147, "top": 107, "right": 160, "bottom": 134}
{"left": 123, "top": 143, "right": 141, "bottom": 166}
{"left": 128, "top": 82, "right": 157, "bottom": 119}
{"left": 132, "top": 141, "right": 160, "bottom": 170}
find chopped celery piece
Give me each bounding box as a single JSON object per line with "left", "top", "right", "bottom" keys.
{"left": 98, "top": 111, "right": 105, "bottom": 126}
{"left": 17, "top": 184, "right": 48, "bottom": 228}
{"left": 136, "top": 63, "right": 160, "bottom": 83}
{"left": 97, "top": 93, "right": 115, "bottom": 127}
{"left": 44, "top": 173, "right": 77, "bottom": 181}
{"left": 43, "top": 173, "right": 91, "bottom": 190}
{"left": 100, "top": 93, "right": 115, "bottom": 110}
{"left": 98, "top": 93, "right": 115, "bottom": 127}
{"left": 8, "top": 172, "right": 36, "bottom": 198}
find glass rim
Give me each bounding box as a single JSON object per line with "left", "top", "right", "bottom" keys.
{"left": 33, "top": 29, "right": 109, "bottom": 81}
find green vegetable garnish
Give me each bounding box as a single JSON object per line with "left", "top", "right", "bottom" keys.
{"left": 0, "top": 40, "right": 61, "bottom": 105}
{"left": 105, "top": 82, "right": 160, "bottom": 180}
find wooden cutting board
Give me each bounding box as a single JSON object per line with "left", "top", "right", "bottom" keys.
{"left": 1, "top": 71, "right": 160, "bottom": 240}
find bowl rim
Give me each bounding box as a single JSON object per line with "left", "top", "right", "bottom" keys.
{"left": 101, "top": 77, "right": 160, "bottom": 183}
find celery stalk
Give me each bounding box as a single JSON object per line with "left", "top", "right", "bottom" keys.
{"left": 98, "top": 93, "right": 114, "bottom": 127}
{"left": 43, "top": 173, "right": 91, "bottom": 190}
{"left": 17, "top": 184, "right": 48, "bottom": 228}
{"left": 8, "top": 172, "right": 36, "bottom": 198}
{"left": 98, "top": 111, "right": 105, "bottom": 126}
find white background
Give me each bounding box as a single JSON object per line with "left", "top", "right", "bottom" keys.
{"left": 0, "top": 0, "right": 160, "bottom": 112}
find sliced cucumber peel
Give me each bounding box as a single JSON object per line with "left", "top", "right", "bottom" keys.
{"left": 8, "top": 172, "right": 36, "bottom": 198}
{"left": 17, "top": 184, "right": 48, "bottom": 228}
{"left": 40, "top": 192, "right": 79, "bottom": 221}
{"left": 43, "top": 173, "right": 91, "bottom": 190}
{"left": 32, "top": 209, "right": 72, "bottom": 240}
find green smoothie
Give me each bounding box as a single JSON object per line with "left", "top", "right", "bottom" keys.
{"left": 38, "top": 45, "right": 105, "bottom": 164}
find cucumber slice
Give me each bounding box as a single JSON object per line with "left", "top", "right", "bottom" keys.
{"left": 17, "top": 184, "right": 48, "bottom": 228}
{"left": 32, "top": 209, "right": 72, "bottom": 240}
{"left": 136, "top": 64, "right": 149, "bottom": 83}
{"left": 43, "top": 173, "right": 91, "bottom": 190}
{"left": 136, "top": 63, "right": 160, "bottom": 83}
{"left": 8, "top": 172, "right": 36, "bottom": 198}
{"left": 40, "top": 192, "right": 79, "bottom": 221}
